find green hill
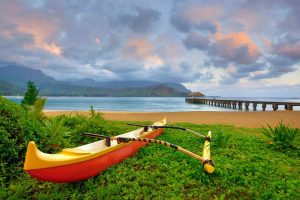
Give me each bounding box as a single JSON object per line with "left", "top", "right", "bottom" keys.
{"left": 0, "top": 65, "right": 191, "bottom": 97}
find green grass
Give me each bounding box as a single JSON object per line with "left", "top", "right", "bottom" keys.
{"left": 2, "top": 121, "right": 300, "bottom": 200}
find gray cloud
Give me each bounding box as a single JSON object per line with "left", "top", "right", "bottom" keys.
{"left": 117, "top": 7, "right": 161, "bottom": 33}
{"left": 277, "top": 0, "right": 300, "bottom": 35}
{"left": 170, "top": 8, "right": 192, "bottom": 33}
{"left": 210, "top": 34, "right": 261, "bottom": 65}
{"left": 183, "top": 32, "right": 210, "bottom": 50}
{"left": 0, "top": 24, "right": 34, "bottom": 49}
{"left": 250, "top": 66, "right": 296, "bottom": 80}
{"left": 211, "top": 44, "right": 253, "bottom": 65}
{"left": 220, "top": 76, "right": 239, "bottom": 85}
{"left": 196, "top": 21, "right": 218, "bottom": 33}
{"left": 271, "top": 35, "right": 300, "bottom": 62}
{"left": 102, "top": 60, "right": 142, "bottom": 74}
{"left": 170, "top": 5, "right": 217, "bottom": 34}
{"left": 218, "top": 63, "right": 265, "bottom": 85}
{"left": 268, "top": 56, "right": 295, "bottom": 68}
{"left": 148, "top": 63, "right": 202, "bottom": 83}
{"left": 247, "top": 33, "right": 300, "bottom": 80}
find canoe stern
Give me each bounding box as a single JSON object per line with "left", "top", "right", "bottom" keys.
{"left": 24, "top": 141, "right": 40, "bottom": 170}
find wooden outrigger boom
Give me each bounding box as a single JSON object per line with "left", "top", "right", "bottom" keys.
{"left": 85, "top": 130, "right": 215, "bottom": 174}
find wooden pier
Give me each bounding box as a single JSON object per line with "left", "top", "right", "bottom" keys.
{"left": 185, "top": 97, "right": 300, "bottom": 111}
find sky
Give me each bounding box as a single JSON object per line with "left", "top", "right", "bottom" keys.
{"left": 0, "top": 0, "right": 299, "bottom": 97}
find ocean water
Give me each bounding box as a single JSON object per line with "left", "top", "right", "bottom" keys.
{"left": 4, "top": 96, "right": 300, "bottom": 112}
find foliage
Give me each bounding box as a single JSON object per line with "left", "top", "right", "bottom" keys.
{"left": 42, "top": 118, "right": 71, "bottom": 152}
{"left": 1, "top": 109, "right": 299, "bottom": 199}
{"left": 0, "top": 96, "right": 44, "bottom": 185}
{"left": 212, "top": 129, "right": 231, "bottom": 148}
{"left": 31, "top": 97, "right": 47, "bottom": 121}
{"left": 21, "top": 81, "right": 39, "bottom": 105}
{"left": 60, "top": 113, "right": 105, "bottom": 140}
{"left": 262, "top": 122, "right": 298, "bottom": 150}
{"left": 90, "top": 105, "right": 96, "bottom": 117}
{"left": 0, "top": 99, "right": 107, "bottom": 184}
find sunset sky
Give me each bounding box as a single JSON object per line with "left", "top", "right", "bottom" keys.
{"left": 0, "top": 0, "right": 299, "bottom": 97}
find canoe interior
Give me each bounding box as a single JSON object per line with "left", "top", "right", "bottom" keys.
{"left": 24, "top": 118, "right": 166, "bottom": 171}
{"left": 26, "top": 128, "right": 164, "bottom": 183}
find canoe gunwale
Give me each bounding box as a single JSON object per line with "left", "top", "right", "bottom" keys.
{"left": 25, "top": 128, "right": 164, "bottom": 183}
{"left": 24, "top": 118, "right": 166, "bottom": 170}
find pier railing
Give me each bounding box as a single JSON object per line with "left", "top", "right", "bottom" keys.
{"left": 185, "top": 97, "right": 300, "bottom": 111}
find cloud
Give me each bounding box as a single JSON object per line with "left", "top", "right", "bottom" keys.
{"left": 271, "top": 35, "right": 300, "bottom": 61}
{"left": 248, "top": 34, "right": 300, "bottom": 80}
{"left": 147, "top": 62, "right": 203, "bottom": 83}
{"left": 0, "top": 0, "right": 300, "bottom": 97}
{"left": 117, "top": 7, "right": 161, "bottom": 33}
{"left": 0, "top": 0, "right": 63, "bottom": 56}
{"left": 122, "top": 37, "right": 163, "bottom": 69}
{"left": 183, "top": 29, "right": 261, "bottom": 73}
{"left": 0, "top": 23, "right": 34, "bottom": 48}
{"left": 170, "top": 2, "right": 221, "bottom": 33}
{"left": 277, "top": 0, "right": 300, "bottom": 35}
{"left": 211, "top": 32, "right": 261, "bottom": 65}
{"left": 196, "top": 21, "right": 218, "bottom": 34}
{"left": 183, "top": 32, "right": 210, "bottom": 50}
{"left": 250, "top": 64, "right": 297, "bottom": 80}
{"left": 170, "top": 0, "right": 300, "bottom": 89}
{"left": 170, "top": 8, "right": 193, "bottom": 33}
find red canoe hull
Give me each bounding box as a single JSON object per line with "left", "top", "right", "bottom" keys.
{"left": 26, "top": 129, "right": 163, "bottom": 183}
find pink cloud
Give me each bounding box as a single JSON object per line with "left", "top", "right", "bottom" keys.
{"left": 123, "top": 38, "right": 163, "bottom": 68}
{"left": 212, "top": 32, "right": 260, "bottom": 64}
{"left": 1, "top": 0, "right": 62, "bottom": 55}
{"left": 273, "top": 42, "right": 300, "bottom": 60}
{"left": 17, "top": 15, "right": 62, "bottom": 55}
{"left": 185, "top": 4, "right": 223, "bottom": 22}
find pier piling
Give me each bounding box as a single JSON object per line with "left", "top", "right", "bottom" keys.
{"left": 253, "top": 103, "right": 257, "bottom": 111}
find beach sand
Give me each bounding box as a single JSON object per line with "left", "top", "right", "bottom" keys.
{"left": 44, "top": 110, "right": 300, "bottom": 128}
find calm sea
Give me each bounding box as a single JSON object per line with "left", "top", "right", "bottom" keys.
{"left": 4, "top": 96, "right": 300, "bottom": 112}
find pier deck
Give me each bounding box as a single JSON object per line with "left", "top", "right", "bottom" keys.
{"left": 185, "top": 97, "right": 300, "bottom": 111}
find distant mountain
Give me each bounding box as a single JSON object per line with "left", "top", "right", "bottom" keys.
{"left": 70, "top": 78, "right": 158, "bottom": 88}
{"left": 0, "top": 81, "right": 23, "bottom": 95}
{"left": 0, "top": 65, "right": 193, "bottom": 97}
{"left": 0, "top": 65, "right": 56, "bottom": 86}
{"left": 70, "top": 79, "right": 190, "bottom": 93}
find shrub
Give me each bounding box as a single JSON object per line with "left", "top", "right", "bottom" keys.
{"left": 0, "top": 96, "right": 44, "bottom": 185}
{"left": 60, "top": 112, "right": 108, "bottom": 145}
{"left": 262, "top": 122, "right": 298, "bottom": 150}
{"left": 31, "top": 97, "right": 47, "bottom": 121}
{"left": 90, "top": 105, "right": 96, "bottom": 117}
{"left": 212, "top": 129, "right": 231, "bottom": 148}
{"left": 42, "top": 118, "right": 71, "bottom": 152}
{"left": 21, "top": 81, "right": 39, "bottom": 106}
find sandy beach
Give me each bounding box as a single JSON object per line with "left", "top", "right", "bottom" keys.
{"left": 44, "top": 110, "right": 300, "bottom": 128}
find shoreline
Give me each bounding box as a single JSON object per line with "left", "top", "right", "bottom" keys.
{"left": 44, "top": 110, "right": 300, "bottom": 128}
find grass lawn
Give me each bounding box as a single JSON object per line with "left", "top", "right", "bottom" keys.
{"left": 1, "top": 121, "right": 299, "bottom": 200}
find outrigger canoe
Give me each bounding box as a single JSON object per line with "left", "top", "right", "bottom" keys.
{"left": 24, "top": 118, "right": 166, "bottom": 183}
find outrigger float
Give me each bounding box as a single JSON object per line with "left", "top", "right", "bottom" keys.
{"left": 24, "top": 118, "right": 215, "bottom": 183}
